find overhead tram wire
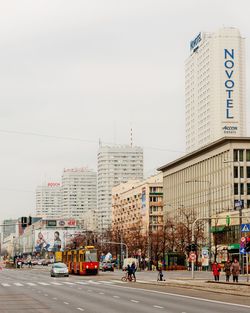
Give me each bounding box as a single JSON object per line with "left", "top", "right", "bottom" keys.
{"left": 0, "top": 128, "right": 184, "bottom": 154}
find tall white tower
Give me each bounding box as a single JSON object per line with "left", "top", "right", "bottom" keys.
{"left": 97, "top": 145, "right": 143, "bottom": 231}
{"left": 36, "top": 183, "right": 62, "bottom": 218}
{"left": 185, "top": 27, "right": 246, "bottom": 153}
{"left": 62, "top": 168, "right": 97, "bottom": 219}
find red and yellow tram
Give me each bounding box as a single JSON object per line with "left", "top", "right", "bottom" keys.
{"left": 62, "top": 246, "right": 99, "bottom": 275}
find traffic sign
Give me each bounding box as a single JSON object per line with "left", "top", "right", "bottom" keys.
{"left": 241, "top": 237, "right": 246, "bottom": 243}
{"left": 240, "top": 247, "right": 246, "bottom": 254}
{"left": 189, "top": 252, "right": 196, "bottom": 261}
{"left": 241, "top": 224, "right": 250, "bottom": 232}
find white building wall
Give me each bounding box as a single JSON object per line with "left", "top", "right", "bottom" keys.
{"left": 62, "top": 168, "right": 97, "bottom": 219}
{"left": 36, "top": 183, "right": 62, "bottom": 218}
{"left": 97, "top": 145, "right": 143, "bottom": 231}
{"left": 186, "top": 28, "right": 246, "bottom": 153}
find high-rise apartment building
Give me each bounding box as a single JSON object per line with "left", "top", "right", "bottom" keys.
{"left": 62, "top": 168, "right": 97, "bottom": 219}
{"left": 36, "top": 183, "right": 62, "bottom": 218}
{"left": 97, "top": 145, "right": 144, "bottom": 230}
{"left": 185, "top": 27, "right": 246, "bottom": 153}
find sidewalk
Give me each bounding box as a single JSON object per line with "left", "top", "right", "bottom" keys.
{"left": 132, "top": 270, "right": 250, "bottom": 296}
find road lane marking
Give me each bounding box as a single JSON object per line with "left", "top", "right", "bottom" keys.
{"left": 64, "top": 302, "right": 69, "bottom": 305}
{"left": 62, "top": 282, "right": 75, "bottom": 285}
{"left": 106, "top": 284, "right": 250, "bottom": 309}
{"left": 38, "top": 282, "right": 50, "bottom": 286}
{"left": 88, "top": 280, "right": 101, "bottom": 285}
{"left": 99, "top": 281, "right": 113, "bottom": 284}
{"left": 131, "top": 300, "right": 139, "bottom": 303}
{"left": 44, "top": 294, "right": 48, "bottom": 297}
{"left": 77, "top": 308, "right": 84, "bottom": 311}
{"left": 53, "top": 298, "right": 57, "bottom": 300}
{"left": 13, "top": 283, "right": 23, "bottom": 286}
{"left": 76, "top": 282, "right": 88, "bottom": 285}
{"left": 99, "top": 292, "right": 104, "bottom": 295}
{"left": 113, "top": 295, "right": 120, "bottom": 299}
{"left": 153, "top": 305, "right": 163, "bottom": 309}
{"left": 51, "top": 282, "right": 63, "bottom": 285}
{"left": 27, "top": 283, "right": 36, "bottom": 286}
{"left": 1, "top": 283, "right": 10, "bottom": 287}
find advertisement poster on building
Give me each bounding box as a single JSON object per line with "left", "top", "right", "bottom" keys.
{"left": 34, "top": 229, "right": 75, "bottom": 253}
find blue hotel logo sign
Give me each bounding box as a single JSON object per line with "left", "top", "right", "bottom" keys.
{"left": 190, "top": 33, "right": 202, "bottom": 52}
{"left": 224, "top": 49, "right": 235, "bottom": 119}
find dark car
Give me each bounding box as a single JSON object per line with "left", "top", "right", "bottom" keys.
{"left": 101, "top": 261, "right": 114, "bottom": 272}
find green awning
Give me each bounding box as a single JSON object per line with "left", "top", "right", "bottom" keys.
{"left": 210, "top": 226, "right": 225, "bottom": 233}
{"left": 228, "top": 243, "right": 240, "bottom": 250}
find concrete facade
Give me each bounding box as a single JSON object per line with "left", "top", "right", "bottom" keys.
{"left": 112, "top": 173, "right": 163, "bottom": 235}
{"left": 186, "top": 28, "right": 246, "bottom": 153}
{"left": 97, "top": 145, "right": 143, "bottom": 231}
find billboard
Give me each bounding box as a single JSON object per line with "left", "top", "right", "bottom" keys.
{"left": 34, "top": 229, "right": 75, "bottom": 253}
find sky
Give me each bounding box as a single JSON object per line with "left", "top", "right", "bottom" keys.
{"left": 0, "top": 0, "right": 249, "bottom": 219}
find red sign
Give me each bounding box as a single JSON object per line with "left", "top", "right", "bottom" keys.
{"left": 189, "top": 252, "right": 196, "bottom": 261}
{"left": 48, "top": 182, "right": 60, "bottom": 187}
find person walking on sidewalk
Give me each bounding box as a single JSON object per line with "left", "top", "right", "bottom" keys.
{"left": 224, "top": 259, "right": 231, "bottom": 282}
{"left": 212, "top": 261, "right": 221, "bottom": 281}
{"left": 231, "top": 258, "right": 240, "bottom": 283}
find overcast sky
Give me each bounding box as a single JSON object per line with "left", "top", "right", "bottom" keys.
{"left": 0, "top": 0, "right": 249, "bottom": 219}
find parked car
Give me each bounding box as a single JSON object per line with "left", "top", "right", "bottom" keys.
{"left": 101, "top": 261, "right": 114, "bottom": 272}
{"left": 50, "top": 262, "right": 69, "bottom": 277}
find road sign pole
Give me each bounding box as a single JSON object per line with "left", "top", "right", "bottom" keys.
{"left": 247, "top": 254, "right": 249, "bottom": 283}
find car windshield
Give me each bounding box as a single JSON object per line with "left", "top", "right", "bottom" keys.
{"left": 53, "top": 263, "right": 67, "bottom": 268}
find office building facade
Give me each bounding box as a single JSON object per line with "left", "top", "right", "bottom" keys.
{"left": 185, "top": 28, "right": 246, "bottom": 153}
{"left": 62, "top": 168, "right": 97, "bottom": 219}
{"left": 36, "top": 183, "right": 62, "bottom": 218}
{"left": 97, "top": 145, "right": 143, "bottom": 231}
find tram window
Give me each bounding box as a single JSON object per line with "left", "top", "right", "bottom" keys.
{"left": 80, "top": 254, "right": 84, "bottom": 262}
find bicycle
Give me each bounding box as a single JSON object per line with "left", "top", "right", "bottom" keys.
{"left": 121, "top": 272, "right": 136, "bottom": 282}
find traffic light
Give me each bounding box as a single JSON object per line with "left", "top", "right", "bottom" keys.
{"left": 191, "top": 243, "right": 197, "bottom": 252}
{"left": 21, "top": 216, "right": 27, "bottom": 228}
{"left": 186, "top": 245, "right": 191, "bottom": 253}
{"left": 28, "top": 216, "right": 32, "bottom": 225}
{"left": 246, "top": 238, "right": 250, "bottom": 253}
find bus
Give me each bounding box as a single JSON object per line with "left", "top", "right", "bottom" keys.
{"left": 62, "top": 246, "right": 99, "bottom": 275}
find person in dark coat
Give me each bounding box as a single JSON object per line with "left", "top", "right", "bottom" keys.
{"left": 231, "top": 259, "right": 240, "bottom": 283}
{"left": 224, "top": 260, "right": 231, "bottom": 282}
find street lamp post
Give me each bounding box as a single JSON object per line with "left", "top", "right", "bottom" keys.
{"left": 186, "top": 180, "right": 212, "bottom": 269}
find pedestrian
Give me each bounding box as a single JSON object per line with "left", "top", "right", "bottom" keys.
{"left": 231, "top": 258, "right": 240, "bottom": 283}
{"left": 212, "top": 261, "right": 221, "bottom": 281}
{"left": 224, "top": 259, "right": 231, "bottom": 282}
{"left": 131, "top": 261, "right": 137, "bottom": 280}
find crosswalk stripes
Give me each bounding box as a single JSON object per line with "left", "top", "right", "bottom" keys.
{"left": 0, "top": 279, "right": 124, "bottom": 288}
{"left": 13, "top": 283, "right": 23, "bottom": 286}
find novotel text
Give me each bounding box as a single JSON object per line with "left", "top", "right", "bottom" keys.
{"left": 224, "top": 49, "right": 235, "bottom": 119}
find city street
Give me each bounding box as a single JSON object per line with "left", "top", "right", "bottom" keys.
{"left": 0, "top": 267, "right": 249, "bottom": 313}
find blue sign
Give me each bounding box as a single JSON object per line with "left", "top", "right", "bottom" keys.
{"left": 241, "top": 224, "right": 250, "bottom": 232}
{"left": 190, "top": 33, "right": 202, "bottom": 52}
{"left": 240, "top": 247, "right": 246, "bottom": 254}
{"left": 224, "top": 49, "right": 235, "bottom": 119}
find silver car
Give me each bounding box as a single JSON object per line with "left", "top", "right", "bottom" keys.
{"left": 50, "top": 262, "right": 69, "bottom": 277}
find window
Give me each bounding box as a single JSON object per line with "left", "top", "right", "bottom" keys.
{"left": 247, "top": 183, "right": 250, "bottom": 195}
{"left": 234, "top": 149, "right": 244, "bottom": 162}
{"left": 234, "top": 167, "right": 238, "bottom": 178}
{"left": 240, "top": 167, "right": 244, "bottom": 178}
{"left": 247, "top": 150, "right": 250, "bottom": 162}
{"left": 234, "top": 183, "right": 238, "bottom": 195}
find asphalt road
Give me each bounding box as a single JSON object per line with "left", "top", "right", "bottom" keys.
{"left": 0, "top": 267, "right": 249, "bottom": 313}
